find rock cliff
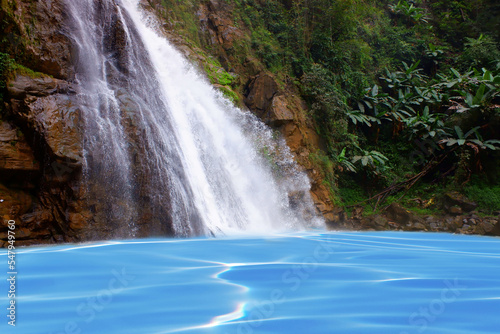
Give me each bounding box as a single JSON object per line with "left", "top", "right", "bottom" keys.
{"left": 0, "top": 0, "right": 338, "bottom": 246}
{"left": 0, "top": 0, "right": 85, "bottom": 246}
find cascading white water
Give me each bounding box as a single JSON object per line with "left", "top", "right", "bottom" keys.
{"left": 65, "top": 0, "right": 322, "bottom": 238}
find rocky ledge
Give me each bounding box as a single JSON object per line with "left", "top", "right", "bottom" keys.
{"left": 328, "top": 194, "right": 500, "bottom": 237}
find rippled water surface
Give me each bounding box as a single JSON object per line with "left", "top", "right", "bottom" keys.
{"left": 1, "top": 231, "right": 500, "bottom": 333}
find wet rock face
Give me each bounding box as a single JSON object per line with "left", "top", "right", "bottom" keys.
{"left": 0, "top": 121, "right": 39, "bottom": 171}
{"left": 7, "top": 75, "right": 74, "bottom": 99}
{"left": 1, "top": 0, "right": 167, "bottom": 246}
{"left": 26, "top": 0, "right": 73, "bottom": 79}
{"left": 1, "top": 0, "right": 81, "bottom": 245}
{"left": 0, "top": 0, "right": 73, "bottom": 79}
{"left": 243, "top": 73, "right": 336, "bottom": 222}
{"left": 8, "top": 75, "right": 82, "bottom": 163}
{"left": 1, "top": 73, "right": 85, "bottom": 246}
{"left": 3, "top": 0, "right": 200, "bottom": 246}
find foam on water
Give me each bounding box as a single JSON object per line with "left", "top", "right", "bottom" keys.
{"left": 1, "top": 232, "right": 499, "bottom": 333}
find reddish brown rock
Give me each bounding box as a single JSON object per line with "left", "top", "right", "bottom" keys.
{"left": 481, "top": 221, "right": 495, "bottom": 233}
{"left": 0, "top": 121, "right": 39, "bottom": 171}
{"left": 1, "top": 71, "right": 85, "bottom": 247}
{"left": 7, "top": 74, "right": 73, "bottom": 99}
{"left": 268, "top": 95, "right": 294, "bottom": 126}
{"left": 243, "top": 56, "right": 265, "bottom": 77}
{"left": 1, "top": 0, "right": 73, "bottom": 79}
{"left": 488, "top": 220, "right": 500, "bottom": 236}
{"left": 385, "top": 202, "right": 413, "bottom": 225}
{"left": 448, "top": 206, "right": 463, "bottom": 215}
{"left": 442, "top": 192, "right": 478, "bottom": 213}
{"left": 197, "top": 0, "right": 242, "bottom": 51}
{"left": 282, "top": 124, "right": 303, "bottom": 152}
{"left": 8, "top": 75, "right": 82, "bottom": 164}
{"left": 310, "top": 182, "right": 335, "bottom": 222}
{"left": 244, "top": 73, "right": 279, "bottom": 116}
{"left": 0, "top": 184, "right": 33, "bottom": 228}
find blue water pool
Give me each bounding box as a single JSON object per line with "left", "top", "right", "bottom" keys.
{"left": 1, "top": 231, "right": 499, "bottom": 333}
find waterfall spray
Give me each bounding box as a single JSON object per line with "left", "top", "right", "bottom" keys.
{"left": 65, "top": 0, "right": 322, "bottom": 238}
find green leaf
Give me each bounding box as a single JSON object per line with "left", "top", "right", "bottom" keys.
{"left": 473, "top": 84, "right": 486, "bottom": 105}
{"left": 357, "top": 102, "right": 365, "bottom": 113}
{"left": 469, "top": 139, "right": 484, "bottom": 146}
{"left": 450, "top": 68, "right": 460, "bottom": 78}
{"left": 464, "top": 126, "right": 481, "bottom": 139}
{"left": 446, "top": 139, "right": 458, "bottom": 146}
{"left": 339, "top": 147, "right": 347, "bottom": 160}
{"left": 398, "top": 89, "right": 404, "bottom": 99}
{"left": 465, "top": 93, "right": 474, "bottom": 107}
{"left": 342, "top": 159, "right": 357, "bottom": 172}
{"left": 423, "top": 106, "right": 429, "bottom": 117}
{"left": 483, "top": 71, "right": 493, "bottom": 81}
{"left": 407, "top": 60, "right": 421, "bottom": 75}
{"left": 372, "top": 85, "right": 379, "bottom": 97}
{"left": 473, "top": 128, "right": 483, "bottom": 140}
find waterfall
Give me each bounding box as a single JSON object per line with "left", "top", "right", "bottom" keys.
{"left": 64, "top": 0, "right": 322, "bottom": 238}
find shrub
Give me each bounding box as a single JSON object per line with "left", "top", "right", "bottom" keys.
{"left": 459, "top": 34, "right": 500, "bottom": 70}
{"left": 464, "top": 177, "right": 500, "bottom": 212}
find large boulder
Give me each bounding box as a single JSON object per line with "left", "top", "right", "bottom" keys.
{"left": 441, "top": 192, "right": 478, "bottom": 213}
{"left": 487, "top": 219, "right": 500, "bottom": 237}
{"left": 384, "top": 202, "right": 425, "bottom": 227}
{"left": 8, "top": 75, "right": 82, "bottom": 164}
{"left": 268, "top": 95, "right": 294, "bottom": 126}
{"left": 244, "top": 73, "right": 296, "bottom": 127}
{"left": 244, "top": 73, "right": 279, "bottom": 116}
